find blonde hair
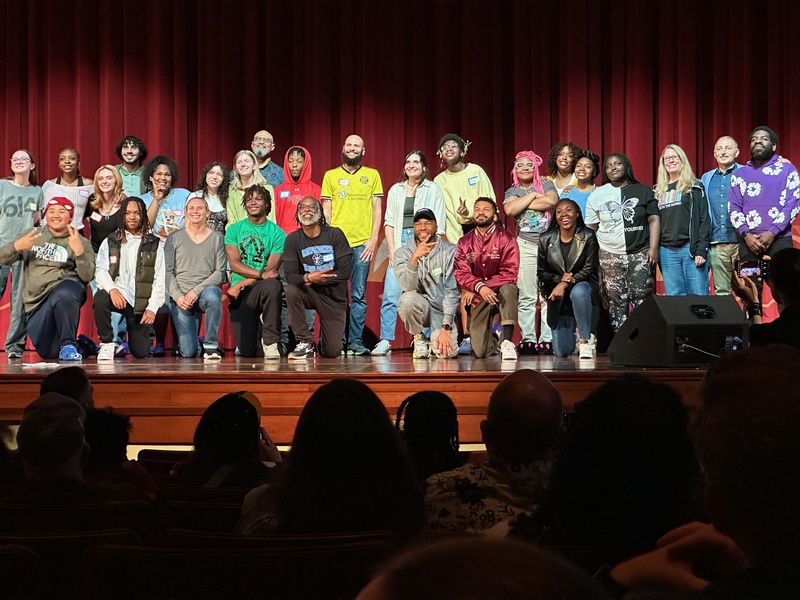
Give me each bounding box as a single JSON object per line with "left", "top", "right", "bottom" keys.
{"left": 231, "top": 150, "right": 266, "bottom": 191}
{"left": 185, "top": 195, "right": 209, "bottom": 212}
{"left": 90, "top": 165, "right": 125, "bottom": 209}
{"left": 654, "top": 144, "right": 696, "bottom": 196}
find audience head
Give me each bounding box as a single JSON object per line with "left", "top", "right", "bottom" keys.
{"left": 9, "top": 149, "right": 37, "bottom": 186}
{"left": 191, "top": 393, "right": 262, "bottom": 466}
{"left": 395, "top": 391, "right": 461, "bottom": 481}
{"left": 523, "top": 374, "right": 696, "bottom": 563}
{"left": 40, "top": 366, "right": 94, "bottom": 410}
{"left": 547, "top": 142, "right": 582, "bottom": 178}
{"left": 142, "top": 155, "right": 179, "bottom": 193}
{"left": 602, "top": 152, "right": 638, "bottom": 185}
{"left": 766, "top": 247, "right": 800, "bottom": 307}
{"left": 16, "top": 393, "right": 87, "bottom": 482}
{"left": 482, "top": 369, "right": 563, "bottom": 460}
{"left": 275, "top": 379, "right": 421, "bottom": 535}
{"left": 115, "top": 136, "right": 148, "bottom": 165}
{"left": 357, "top": 537, "right": 611, "bottom": 600}
{"left": 695, "top": 345, "right": 800, "bottom": 562}
{"left": 84, "top": 407, "right": 131, "bottom": 475}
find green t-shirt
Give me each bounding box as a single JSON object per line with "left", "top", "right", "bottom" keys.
{"left": 224, "top": 218, "right": 286, "bottom": 286}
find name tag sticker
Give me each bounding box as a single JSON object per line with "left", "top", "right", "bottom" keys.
{"left": 90, "top": 212, "right": 102, "bottom": 222}
{"left": 109, "top": 256, "right": 118, "bottom": 264}
{"left": 173, "top": 210, "right": 183, "bottom": 216}
{"left": 468, "top": 176, "right": 479, "bottom": 186}
{"left": 79, "top": 189, "right": 90, "bottom": 198}
{"left": 431, "top": 266, "right": 442, "bottom": 277}
{"left": 338, "top": 179, "right": 350, "bottom": 186}
{"left": 323, "top": 253, "right": 334, "bottom": 262}
{"left": 280, "top": 190, "right": 290, "bottom": 198}
{"left": 28, "top": 202, "right": 37, "bottom": 211}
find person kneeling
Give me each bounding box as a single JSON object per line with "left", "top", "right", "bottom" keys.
{"left": 165, "top": 197, "right": 227, "bottom": 359}
{"left": 537, "top": 198, "right": 598, "bottom": 359}
{"left": 0, "top": 196, "right": 95, "bottom": 360}
{"left": 395, "top": 209, "right": 460, "bottom": 359}
{"left": 94, "top": 197, "right": 164, "bottom": 360}
{"left": 282, "top": 197, "right": 352, "bottom": 359}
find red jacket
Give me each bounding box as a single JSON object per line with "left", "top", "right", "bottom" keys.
{"left": 272, "top": 146, "right": 322, "bottom": 235}
{"left": 455, "top": 225, "right": 520, "bottom": 306}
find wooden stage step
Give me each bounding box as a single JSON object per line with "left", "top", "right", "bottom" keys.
{"left": 0, "top": 351, "right": 708, "bottom": 445}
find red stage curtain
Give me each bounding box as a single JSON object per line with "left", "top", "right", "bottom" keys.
{"left": 0, "top": 0, "right": 797, "bottom": 347}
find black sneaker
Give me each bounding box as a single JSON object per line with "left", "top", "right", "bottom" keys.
{"left": 203, "top": 347, "right": 223, "bottom": 360}
{"left": 289, "top": 342, "right": 315, "bottom": 360}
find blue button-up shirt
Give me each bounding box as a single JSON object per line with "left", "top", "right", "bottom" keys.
{"left": 707, "top": 167, "right": 738, "bottom": 243}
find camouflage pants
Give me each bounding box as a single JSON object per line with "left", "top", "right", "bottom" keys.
{"left": 598, "top": 247, "right": 654, "bottom": 332}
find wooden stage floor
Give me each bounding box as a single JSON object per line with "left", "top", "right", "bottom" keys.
{"left": 0, "top": 350, "right": 709, "bottom": 445}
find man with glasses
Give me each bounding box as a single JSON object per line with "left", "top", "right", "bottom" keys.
{"left": 249, "top": 130, "right": 284, "bottom": 188}
{"left": 282, "top": 197, "right": 352, "bottom": 359}
{"left": 320, "top": 134, "right": 384, "bottom": 356}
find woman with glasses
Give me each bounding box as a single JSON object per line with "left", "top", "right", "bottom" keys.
{"left": 654, "top": 145, "right": 710, "bottom": 295}
{"left": 0, "top": 150, "right": 43, "bottom": 359}
{"left": 503, "top": 151, "right": 558, "bottom": 354}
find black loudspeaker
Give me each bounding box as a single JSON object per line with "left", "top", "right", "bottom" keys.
{"left": 608, "top": 295, "right": 747, "bottom": 367}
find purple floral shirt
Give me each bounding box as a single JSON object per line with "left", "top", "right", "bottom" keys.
{"left": 729, "top": 154, "right": 799, "bottom": 237}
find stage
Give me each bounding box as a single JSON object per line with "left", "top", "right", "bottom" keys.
{"left": 0, "top": 350, "right": 709, "bottom": 445}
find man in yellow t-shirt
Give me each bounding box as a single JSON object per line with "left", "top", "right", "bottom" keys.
{"left": 320, "top": 134, "right": 383, "bottom": 355}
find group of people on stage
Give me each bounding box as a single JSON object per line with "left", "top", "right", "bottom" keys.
{"left": 0, "top": 124, "right": 797, "bottom": 362}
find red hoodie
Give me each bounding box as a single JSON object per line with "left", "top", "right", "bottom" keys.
{"left": 272, "top": 146, "right": 322, "bottom": 234}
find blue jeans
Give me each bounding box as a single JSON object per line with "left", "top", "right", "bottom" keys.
{"left": 168, "top": 286, "right": 223, "bottom": 357}
{"left": 552, "top": 282, "right": 593, "bottom": 357}
{"left": 348, "top": 243, "right": 370, "bottom": 344}
{"left": 0, "top": 260, "right": 27, "bottom": 353}
{"left": 89, "top": 279, "right": 127, "bottom": 345}
{"left": 660, "top": 244, "right": 709, "bottom": 296}
{"left": 379, "top": 228, "right": 413, "bottom": 340}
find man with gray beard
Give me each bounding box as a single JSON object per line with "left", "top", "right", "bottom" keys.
{"left": 282, "top": 197, "right": 352, "bottom": 359}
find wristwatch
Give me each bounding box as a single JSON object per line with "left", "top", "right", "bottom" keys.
{"left": 442, "top": 323, "right": 453, "bottom": 331}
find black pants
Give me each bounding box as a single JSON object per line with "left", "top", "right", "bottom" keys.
{"left": 229, "top": 278, "right": 282, "bottom": 357}
{"left": 93, "top": 289, "right": 154, "bottom": 358}
{"left": 26, "top": 279, "right": 86, "bottom": 359}
{"left": 286, "top": 284, "right": 345, "bottom": 358}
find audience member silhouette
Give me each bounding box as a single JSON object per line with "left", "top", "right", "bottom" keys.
{"left": 237, "top": 379, "right": 422, "bottom": 537}
{"left": 39, "top": 366, "right": 94, "bottom": 410}
{"left": 395, "top": 390, "right": 463, "bottom": 482}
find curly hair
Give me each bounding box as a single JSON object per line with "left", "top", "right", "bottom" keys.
{"left": 546, "top": 142, "right": 583, "bottom": 178}
{"left": 194, "top": 162, "right": 230, "bottom": 208}
{"left": 114, "top": 136, "right": 148, "bottom": 163}
{"left": 141, "top": 155, "right": 179, "bottom": 193}
{"left": 241, "top": 184, "right": 272, "bottom": 216}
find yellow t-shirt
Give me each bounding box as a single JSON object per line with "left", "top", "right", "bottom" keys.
{"left": 321, "top": 165, "right": 384, "bottom": 247}
{"left": 433, "top": 163, "right": 495, "bottom": 242}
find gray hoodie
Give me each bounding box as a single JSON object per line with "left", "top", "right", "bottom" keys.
{"left": 393, "top": 237, "right": 460, "bottom": 324}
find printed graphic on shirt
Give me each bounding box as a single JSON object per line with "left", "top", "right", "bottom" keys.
{"left": 32, "top": 243, "right": 69, "bottom": 263}
{"left": 301, "top": 244, "right": 335, "bottom": 271}
{"left": 238, "top": 235, "right": 268, "bottom": 270}
{"left": 517, "top": 210, "right": 550, "bottom": 234}
{"left": 657, "top": 189, "right": 681, "bottom": 210}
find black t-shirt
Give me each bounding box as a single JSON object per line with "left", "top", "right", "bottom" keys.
{"left": 86, "top": 201, "right": 122, "bottom": 253}
{"left": 282, "top": 225, "right": 353, "bottom": 305}
{"left": 657, "top": 181, "right": 691, "bottom": 248}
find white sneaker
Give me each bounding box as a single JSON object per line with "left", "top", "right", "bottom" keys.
{"left": 500, "top": 339, "right": 517, "bottom": 361}
{"left": 579, "top": 342, "right": 594, "bottom": 360}
{"left": 587, "top": 333, "right": 597, "bottom": 350}
{"left": 412, "top": 334, "right": 430, "bottom": 359}
{"left": 372, "top": 340, "right": 391, "bottom": 356}
{"left": 262, "top": 341, "right": 281, "bottom": 360}
{"left": 97, "top": 343, "right": 115, "bottom": 362}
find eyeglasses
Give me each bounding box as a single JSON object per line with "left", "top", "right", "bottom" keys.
{"left": 515, "top": 162, "right": 535, "bottom": 169}
{"left": 440, "top": 143, "right": 459, "bottom": 152}
{"left": 253, "top": 137, "right": 273, "bottom": 143}
{"left": 663, "top": 155, "right": 681, "bottom": 164}
{"left": 10, "top": 157, "right": 30, "bottom": 165}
